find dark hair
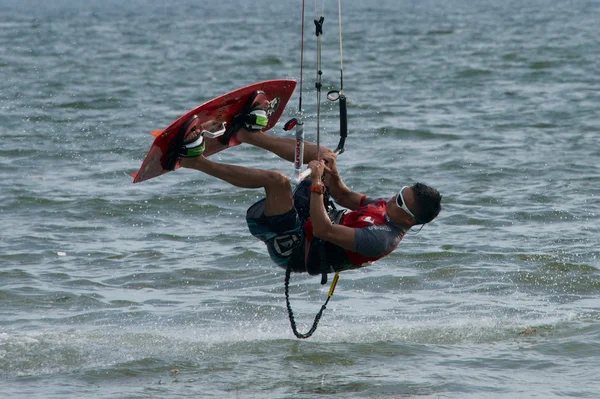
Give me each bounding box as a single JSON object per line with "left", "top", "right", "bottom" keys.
{"left": 411, "top": 182, "right": 442, "bottom": 224}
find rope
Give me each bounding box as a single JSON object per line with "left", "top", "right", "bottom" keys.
{"left": 298, "top": 0, "right": 305, "bottom": 114}
{"left": 314, "top": 1, "right": 325, "bottom": 159}
{"left": 285, "top": 263, "right": 340, "bottom": 339}
{"left": 337, "top": 0, "right": 344, "bottom": 93}
{"left": 283, "top": 0, "right": 345, "bottom": 339}
{"left": 332, "top": 0, "right": 348, "bottom": 155}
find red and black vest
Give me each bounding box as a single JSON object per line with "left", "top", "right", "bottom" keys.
{"left": 303, "top": 196, "right": 405, "bottom": 275}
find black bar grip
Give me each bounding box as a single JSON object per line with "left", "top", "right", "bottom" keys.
{"left": 339, "top": 94, "right": 348, "bottom": 139}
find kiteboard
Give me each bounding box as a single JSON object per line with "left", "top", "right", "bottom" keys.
{"left": 132, "top": 79, "right": 297, "bottom": 184}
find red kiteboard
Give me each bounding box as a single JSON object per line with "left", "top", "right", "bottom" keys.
{"left": 132, "top": 79, "right": 297, "bottom": 183}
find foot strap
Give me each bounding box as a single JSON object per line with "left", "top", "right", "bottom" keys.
{"left": 235, "top": 109, "right": 268, "bottom": 131}
{"left": 219, "top": 90, "right": 269, "bottom": 146}
{"left": 179, "top": 134, "right": 205, "bottom": 158}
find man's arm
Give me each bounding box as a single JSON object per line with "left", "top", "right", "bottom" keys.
{"left": 321, "top": 151, "right": 365, "bottom": 210}
{"left": 308, "top": 160, "right": 357, "bottom": 250}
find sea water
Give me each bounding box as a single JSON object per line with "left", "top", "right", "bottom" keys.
{"left": 1, "top": 0, "right": 600, "bottom": 397}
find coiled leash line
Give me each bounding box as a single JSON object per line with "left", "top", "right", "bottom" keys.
{"left": 285, "top": 264, "right": 340, "bottom": 339}
{"left": 283, "top": 0, "right": 348, "bottom": 339}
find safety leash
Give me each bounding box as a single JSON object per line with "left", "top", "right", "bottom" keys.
{"left": 285, "top": 264, "right": 340, "bottom": 339}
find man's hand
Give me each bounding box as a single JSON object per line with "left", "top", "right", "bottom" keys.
{"left": 320, "top": 150, "right": 339, "bottom": 183}
{"left": 308, "top": 160, "right": 326, "bottom": 183}
{"left": 315, "top": 149, "right": 365, "bottom": 211}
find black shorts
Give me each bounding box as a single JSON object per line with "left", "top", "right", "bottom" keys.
{"left": 245, "top": 181, "right": 312, "bottom": 272}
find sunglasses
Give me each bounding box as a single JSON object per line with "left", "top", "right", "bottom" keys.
{"left": 396, "top": 186, "right": 423, "bottom": 224}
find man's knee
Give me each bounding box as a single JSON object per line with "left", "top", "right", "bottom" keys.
{"left": 264, "top": 170, "right": 291, "bottom": 191}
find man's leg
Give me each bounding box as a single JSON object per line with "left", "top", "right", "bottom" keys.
{"left": 179, "top": 156, "right": 292, "bottom": 216}
{"left": 236, "top": 129, "right": 331, "bottom": 164}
